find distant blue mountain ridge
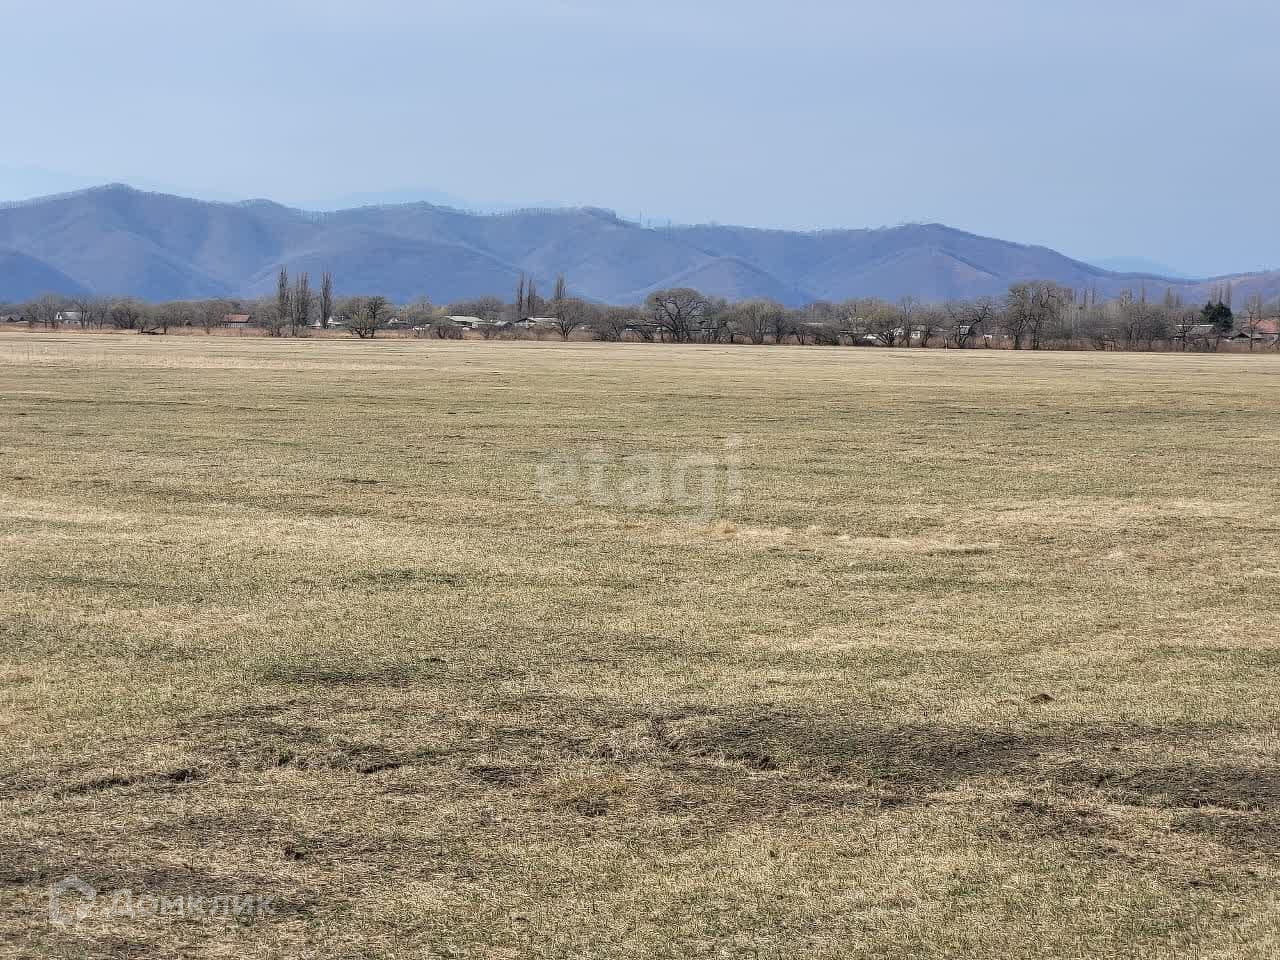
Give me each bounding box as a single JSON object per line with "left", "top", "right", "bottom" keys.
{"left": 1, "top": 184, "right": 1275, "bottom": 305}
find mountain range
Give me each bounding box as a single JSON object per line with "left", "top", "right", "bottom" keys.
{"left": 1, "top": 184, "right": 1276, "bottom": 307}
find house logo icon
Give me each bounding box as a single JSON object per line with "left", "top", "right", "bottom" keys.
{"left": 48, "top": 876, "right": 97, "bottom": 927}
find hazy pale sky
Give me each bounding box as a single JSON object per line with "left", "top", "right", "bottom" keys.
{"left": 3, "top": 0, "right": 1278, "bottom": 276}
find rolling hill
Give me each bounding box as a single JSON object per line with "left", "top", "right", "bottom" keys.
{"left": 1, "top": 184, "right": 1276, "bottom": 306}
{"left": 0, "top": 251, "right": 87, "bottom": 301}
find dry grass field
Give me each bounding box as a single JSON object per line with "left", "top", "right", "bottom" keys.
{"left": 2, "top": 333, "right": 1279, "bottom": 959}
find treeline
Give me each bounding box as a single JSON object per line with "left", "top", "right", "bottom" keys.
{"left": 5, "top": 273, "right": 1277, "bottom": 351}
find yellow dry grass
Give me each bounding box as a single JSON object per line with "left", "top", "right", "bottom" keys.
{"left": 1, "top": 334, "right": 1279, "bottom": 959}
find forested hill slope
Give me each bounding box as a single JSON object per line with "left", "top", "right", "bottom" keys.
{"left": 1, "top": 184, "right": 1275, "bottom": 305}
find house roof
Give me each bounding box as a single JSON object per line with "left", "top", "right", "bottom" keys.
{"left": 224, "top": 314, "right": 252, "bottom": 323}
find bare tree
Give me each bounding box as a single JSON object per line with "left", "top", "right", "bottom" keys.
{"left": 319, "top": 272, "right": 334, "bottom": 330}
{"left": 290, "top": 272, "right": 312, "bottom": 336}
{"left": 401, "top": 296, "right": 437, "bottom": 332}
{"left": 803, "top": 301, "right": 844, "bottom": 346}
{"left": 550, "top": 297, "right": 593, "bottom": 340}
{"left": 768, "top": 306, "right": 795, "bottom": 345}
{"left": 1000, "top": 288, "right": 1028, "bottom": 348}
{"left": 915, "top": 305, "right": 944, "bottom": 347}
{"left": 695, "top": 298, "right": 731, "bottom": 343}
{"left": 897, "top": 296, "right": 920, "bottom": 344}
{"left": 135, "top": 303, "right": 158, "bottom": 334}
{"left": 1242, "top": 294, "right": 1266, "bottom": 351}
{"left": 23, "top": 295, "right": 63, "bottom": 328}
{"left": 944, "top": 298, "right": 995, "bottom": 348}
{"left": 728, "top": 300, "right": 780, "bottom": 345}
{"left": 1113, "top": 291, "right": 1142, "bottom": 350}
{"left": 546, "top": 275, "right": 584, "bottom": 339}
{"left": 149, "top": 301, "right": 192, "bottom": 334}
{"left": 514, "top": 273, "right": 528, "bottom": 319}
{"left": 109, "top": 299, "right": 143, "bottom": 331}
{"left": 1113, "top": 291, "right": 1173, "bottom": 352}
{"left": 89, "top": 297, "right": 111, "bottom": 329}
{"left": 942, "top": 301, "right": 966, "bottom": 348}
{"left": 1078, "top": 303, "right": 1118, "bottom": 350}
{"left": 1031, "top": 282, "right": 1069, "bottom": 349}
{"left": 591, "top": 306, "right": 634, "bottom": 342}
{"left": 361, "top": 296, "right": 389, "bottom": 338}
{"left": 70, "top": 295, "right": 110, "bottom": 329}
{"left": 862, "top": 300, "right": 902, "bottom": 346}
{"left": 1002, "top": 283, "right": 1067, "bottom": 349}
{"left": 429, "top": 318, "right": 464, "bottom": 339}
{"left": 646, "top": 288, "right": 709, "bottom": 343}
{"left": 64, "top": 297, "right": 88, "bottom": 328}
{"left": 344, "top": 295, "right": 387, "bottom": 339}
{"left": 195, "top": 299, "right": 230, "bottom": 334}
{"left": 265, "top": 267, "right": 291, "bottom": 337}
{"left": 1167, "top": 304, "right": 1200, "bottom": 352}
{"left": 810, "top": 322, "right": 842, "bottom": 345}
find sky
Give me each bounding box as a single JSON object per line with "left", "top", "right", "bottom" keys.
{"left": 3, "top": 0, "right": 1278, "bottom": 277}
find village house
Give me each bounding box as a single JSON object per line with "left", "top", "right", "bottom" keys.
{"left": 517, "top": 317, "right": 562, "bottom": 330}
{"left": 1231, "top": 318, "right": 1280, "bottom": 345}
